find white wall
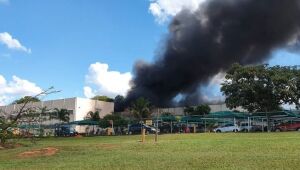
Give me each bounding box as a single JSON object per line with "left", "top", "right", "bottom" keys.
{"left": 0, "top": 98, "right": 77, "bottom": 121}
{"left": 95, "top": 100, "right": 114, "bottom": 118}
{"left": 0, "top": 97, "right": 114, "bottom": 122}
{"left": 74, "top": 98, "right": 114, "bottom": 120}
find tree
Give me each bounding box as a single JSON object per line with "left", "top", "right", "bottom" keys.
{"left": 161, "top": 112, "right": 172, "bottom": 116}
{"left": 0, "top": 87, "right": 59, "bottom": 146}
{"left": 99, "top": 113, "right": 128, "bottom": 128}
{"left": 192, "top": 104, "right": 211, "bottom": 115}
{"left": 270, "top": 65, "right": 300, "bottom": 109}
{"left": 0, "top": 117, "right": 16, "bottom": 145}
{"left": 184, "top": 106, "right": 194, "bottom": 115}
{"left": 51, "top": 108, "right": 70, "bottom": 123}
{"left": 12, "top": 96, "right": 40, "bottom": 104}
{"left": 114, "top": 95, "right": 126, "bottom": 112}
{"left": 221, "top": 63, "right": 300, "bottom": 112}
{"left": 130, "top": 97, "right": 151, "bottom": 120}
{"left": 92, "top": 96, "right": 114, "bottom": 102}
{"left": 87, "top": 111, "right": 100, "bottom": 121}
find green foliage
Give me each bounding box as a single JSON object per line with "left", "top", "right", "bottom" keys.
{"left": 0, "top": 129, "right": 14, "bottom": 145}
{"left": 184, "top": 104, "right": 211, "bottom": 115}
{"left": 130, "top": 97, "right": 151, "bottom": 120}
{"left": 221, "top": 63, "right": 300, "bottom": 112}
{"left": 0, "top": 118, "right": 16, "bottom": 144}
{"left": 87, "top": 111, "right": 100, "bottom": 121}
{"left": 99, "top": 113, "right": 128, "bottom": 128}
{"left": 270, "top": 65, "right": 300, "bottom": 109}
{"left": 0, "top": 87, "right": 58, "bottom": 145}
{"left": 161, "top": 112, "right": 172, "bottom": 116}
{"left": 193, "top": 104, "right": 211, "bottom": 115}
{"left": 114, "top": 95, "right": 126, "bottom": 112}
{"left": 184, "top": 106, "right": 194, "bottom": 115}
{"left": 12, "top": 96, "right": 40, "bottom": 104}
{"left": 51, "top": 108, "right": 70, "bottom": 123}
{"left": 92, "top": 96, "right": 114, "bottom": 102}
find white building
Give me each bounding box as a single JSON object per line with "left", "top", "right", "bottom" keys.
{"left": 0, "top": 97, "right": 114, "bottom": 122}
{"left": 0, "top": 97, "right": 114, "bottom": 134}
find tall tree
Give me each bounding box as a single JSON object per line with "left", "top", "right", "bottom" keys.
{"left": 12, "top": 96, "right": 40, "bottom": 104}
{"left": 130, "top": 97, "right": 151, "bottom": 120}
{"left": 92, "top": 96, "right": 114, "bottom": 102}
{"left": 99, "top": 113, "right": 128, "bottom": 128}
{"left": 114, "top": 95, "right": 126, "bottom": 112}
{"left": 270, "top": 65, "right": 300, "bottom": 109}
{"left": 51, "top": 108, "right": 70, "bottom": 123}
{"left": 87, "top": 111, "right": 100, "bottom": 121}
{"left": 221, "top": 63, "right": 300, "bottom": 112}
{"left": 0, "top": 87, "right": 59, "bottom": 145}
{"left": 161, "top": 112, "right": 172, "bottom": 116}
{"left": 192, "top": 104, "right": 211, "bottom": 115}
{"left": 184, "top": 106, "right": 194, "bottom": 115}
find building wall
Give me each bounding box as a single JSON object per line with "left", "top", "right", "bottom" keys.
{"left": 0, "top": 97, "right": 114, "bottom": 122}
{"left": 95, "top": 100, "right": 114, "bottom": 118}
{"left": 74, "top": 98, "right": 114, "bottom": 120}
{"left": 153, "top": 104, "right": 245, "bottom": 116}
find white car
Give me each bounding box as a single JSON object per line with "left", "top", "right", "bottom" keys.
{"left": 214, "top": 124, "right": 240, "bottom": 133}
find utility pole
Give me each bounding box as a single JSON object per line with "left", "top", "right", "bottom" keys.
{"left": 155, "top": 108, "right": 159, "bottom": 142}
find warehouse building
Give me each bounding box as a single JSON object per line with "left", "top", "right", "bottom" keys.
{"left": 0, "top": 97, "right": 114, "bottom": 122}
{"left": 154, "top": 104, "right": 245, "bottom": 116}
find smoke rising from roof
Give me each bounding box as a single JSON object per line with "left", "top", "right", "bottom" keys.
{"left": 126, "top": 0, "right": 300, "bottom": 107}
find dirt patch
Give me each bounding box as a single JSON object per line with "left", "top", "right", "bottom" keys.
{"left": 18, "top": 147, "right": 58, "bottom": 158}
{"left": 96, "top": 144, "right": 120, "bottom": 150}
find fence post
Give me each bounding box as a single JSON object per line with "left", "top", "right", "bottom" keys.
{"left": 141, "top": 128, "right": 146, "bottom": 142}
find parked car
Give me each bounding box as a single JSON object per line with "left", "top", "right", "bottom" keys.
{"left": 128, "top": 124, "right": 159, "bottom": 134}
{"left": 274, "top": 121, "right": 300, "bottom": 132}
{"left": 213, "top": 124, "right": 240, "bottom": 133}
{"left": 240, "top": 123, "right": 262, "bottom": 132}
{"left": 55, "top": 125, "right": 78, "bottom": 136}
{"left": 159, "top": 123, "right": 180, "bottom": 133}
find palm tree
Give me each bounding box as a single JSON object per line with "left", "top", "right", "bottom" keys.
{"left": 87, "top": 111, "right": 100, "bottom": 121}
{"left": 51, "top": 108, "right": 70, "bottom": 123}
{"left": 130, "top": 97, "right": 151, "bottom": 120}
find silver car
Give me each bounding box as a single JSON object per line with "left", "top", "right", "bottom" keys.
{"left": 214, "top": 124, "right": 240, "bottom": 133}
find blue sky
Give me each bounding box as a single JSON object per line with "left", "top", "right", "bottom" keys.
{"left": 0, "top": 0, "right": 167, "bottom": 104}
{"left": 0, "top": 0, "right": 300, "bottom": 105}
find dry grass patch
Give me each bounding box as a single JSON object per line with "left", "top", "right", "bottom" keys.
{"left": 96, "top": 143, "right": 120, "bottom": 150}
{"left": 18, "top": 147, "right": 58, "bottom": 158}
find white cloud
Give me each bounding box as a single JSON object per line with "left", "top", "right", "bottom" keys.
{"left": 200, "top": 72, "right": 226, "bottom": 102}
{"left": 0, "top": 75, "right": 42, "bottom": 105}
{"left": 83, "top": 86, "right": 95, "bottom": 98}
{"left": 149, "top": 0, "right": 206, "bottom": 23}
{"left": 0, "top": 32, "right": 31, "bottom": 53}
{"left": 84, "top": 62, "right": 132, "bottom": 98}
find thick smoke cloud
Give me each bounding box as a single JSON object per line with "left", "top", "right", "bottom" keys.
{"left": 127, "top": 0, "right": 300, "bottom": 107}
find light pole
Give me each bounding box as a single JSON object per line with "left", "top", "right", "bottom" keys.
{"left": 155, "top": 108, "right": 159, "bottom": 142}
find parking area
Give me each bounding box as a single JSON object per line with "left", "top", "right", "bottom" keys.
{"left": 151, "top": 111, "right": 300, "bottom": 134}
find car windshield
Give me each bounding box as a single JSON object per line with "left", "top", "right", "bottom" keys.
{"left": 224, "top": 124, "right": 233, "bottom": 127}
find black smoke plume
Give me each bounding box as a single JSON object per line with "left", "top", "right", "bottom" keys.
{"left": 126, "top": 0, "right": 300, "bottom": 107}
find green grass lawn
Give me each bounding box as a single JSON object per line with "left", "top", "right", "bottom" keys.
{"left": 1, "top": 132, "right": 300, "bottom": 170}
